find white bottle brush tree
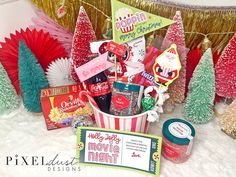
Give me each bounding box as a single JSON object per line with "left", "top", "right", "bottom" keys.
{"left": 0, "top": 63, "right": 19, "bottom": 115}
{"left": 184, "top": 48, "right": 215, "bottom": 124}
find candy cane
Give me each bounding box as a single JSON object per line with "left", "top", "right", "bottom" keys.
{"left": 79, "top": 90, "right": 99, "bottom": 109}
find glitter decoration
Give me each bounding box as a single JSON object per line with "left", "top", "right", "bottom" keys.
{"left": 71, "top": 115, "right": 94, "bottom": 134}
{"left": 184, "top": 48, "right": 215, "bottom": 124}
{"left": 215, "top": 34, "right": 236, "bottom": 98}
{"left": 161, "top": 11, "right": 187, "bottom": 112}
{"left": 219, "top": 99, "right": 236, "bottom": 139}
{"left": 0, "top": 64, "right": 19, "bottom": 115}
{"left": 46, "top": 58, "right": 75, "bottom": 87}
{"left": 70, "top": 6, "right": 97, "bottom": 82}
{"left": 18, "top": 41, "right": 49, "bottom": 113}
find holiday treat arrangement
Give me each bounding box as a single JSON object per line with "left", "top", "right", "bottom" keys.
{"left": 0, "top": 0, "right": 236, "bottom": 177}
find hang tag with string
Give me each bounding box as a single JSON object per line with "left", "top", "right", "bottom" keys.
{"left": 56, "top": 0, "right": 67, "bottom": 18}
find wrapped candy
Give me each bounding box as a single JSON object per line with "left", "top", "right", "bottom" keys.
{"left": 142, "top": 96, "right": 155, "bottom": 112}
{"left": 142, "top": 86, "right": 169, "bottom": 122}
{"left": 71, "top": 115, "right": 94, "bottom": 134}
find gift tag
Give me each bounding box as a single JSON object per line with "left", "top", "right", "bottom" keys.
{"left": 153, "top": 44, "right": 181, "bottom": 87}
{"left": 107, "top": 41, "right": 126, "bottom": 57}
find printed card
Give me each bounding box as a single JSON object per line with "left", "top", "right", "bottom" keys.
{"left": 74, "top": 52, "right": 114, "bottom": 82}
{"left": 76, "top": 127, "right": 162, "bottom": 176}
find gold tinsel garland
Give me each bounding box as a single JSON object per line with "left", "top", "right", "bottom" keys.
{"left": 31, "top": 0, "right": 236, "bottom": 52}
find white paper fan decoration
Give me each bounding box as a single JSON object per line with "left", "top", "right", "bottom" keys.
{"left": 46, "top": 58, "right": 75, "bottom": 87}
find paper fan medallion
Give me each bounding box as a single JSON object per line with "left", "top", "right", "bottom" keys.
{"left": 0, "top": 28, "right": 67, "bottom": 94}
{"left": 46, "top": 58, "right": 75, "bottom": 87}
{"left": 30, "top": 10, "right": 73, "bottom": 55}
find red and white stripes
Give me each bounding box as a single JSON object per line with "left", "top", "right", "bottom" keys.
{"left": 93, "top": 105, "right": 150, "bottom": 133}
{"left": 117, "top": 14, "right": 134, "bottom": 33}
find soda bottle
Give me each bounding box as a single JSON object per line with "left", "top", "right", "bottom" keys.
{"left": 88, "top": 71, "right": 112, "bottom": 113}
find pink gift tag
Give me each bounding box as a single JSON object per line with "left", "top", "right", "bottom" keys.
{"left": 75, "top": 52, "right": 114, "bottom": 82}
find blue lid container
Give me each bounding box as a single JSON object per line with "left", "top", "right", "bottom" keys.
{"left": 162, "top": 118, "right": 195, "bottom": 145}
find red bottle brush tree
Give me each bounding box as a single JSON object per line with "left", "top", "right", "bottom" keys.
{"left": 161, "top": 11, "right": 187, "bottom": 112}
{"left": 70, "top": 6, "right": 97, "bottom": 82}
{"left": 215, "top": 34, "right": 236, "bottom": 98}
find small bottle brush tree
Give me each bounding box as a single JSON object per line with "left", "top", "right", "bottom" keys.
{"left": 0, "top": 63, "right": 19, "bottom": 115}
{"left": 220, "top": 99, "right": 236, "bottom": 139}
{"left": 18, "top": 40, "right": 49, "bottom": 112}
{"left": 215, "top": 34, "right": 236, "bottom": 98}
{"left": 161, "top": 11, "right": 187, "bottom": 112}
{"left": 184, "top": 48, "right": 215, "bottom": 124}
{"left": 70, "top": 6, "right": 97, "bottom": 82}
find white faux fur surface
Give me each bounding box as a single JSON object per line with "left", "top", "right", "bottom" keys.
{"left": 0, "top": 103, "right": 235, "bottom": 177}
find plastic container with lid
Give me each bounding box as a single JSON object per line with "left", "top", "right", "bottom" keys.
{"left": 109, "top": 81, "right": 144, "bottom": 116}
{"left": 162, "top": 118, "right": 196, "bottom": 163}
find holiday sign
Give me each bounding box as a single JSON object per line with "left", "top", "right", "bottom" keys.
{"left": 153, "top": 44, "right": 181, "bottom": 87}
{"left": 111, "top": 0, "right": 175, "bottom": 44}
{"left": 76, "top": 127, "right": 162, "bottom": 176}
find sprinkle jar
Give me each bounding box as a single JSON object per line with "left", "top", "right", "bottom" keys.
{"left": 162, "top": 118, "right": 195, "bottom": 163}
{"left": 109, "top": 81, "right": 144, "bottom": 116}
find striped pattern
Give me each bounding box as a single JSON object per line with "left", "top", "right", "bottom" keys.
{"left": 119, "top": 14, "right": 134, "bottom": 33}
{"left": 93, "top": 108, "right": 150, "bottom": 133}
{"left": 160, "top": 66, "right": 172, "bottom": 77}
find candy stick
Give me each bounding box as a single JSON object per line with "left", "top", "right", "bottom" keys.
{"left": 114, "top": 55, "right": 117, "bottom": 80}
{"left": 79, "top": 90, "right": 99, "bottom": 109}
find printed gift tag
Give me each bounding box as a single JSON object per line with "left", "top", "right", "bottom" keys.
{"left": 74, "top": 52, "right": 114, "bottom": 82}
{"left": 76, "top": 127, "right": 162, "bottom": 176}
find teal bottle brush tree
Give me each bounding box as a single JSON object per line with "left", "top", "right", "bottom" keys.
{"left": 184, "top": 48, "right": 215, "bottom": 124}
{"left": 0, "top": 63, "right": 19, "bottom": 115}
{"left": 18, "top": 40, "right": 49, "bottom": 113}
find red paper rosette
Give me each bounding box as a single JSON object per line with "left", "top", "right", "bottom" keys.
{"left": 0, "top": 28, "right": 67, "bottom": 94}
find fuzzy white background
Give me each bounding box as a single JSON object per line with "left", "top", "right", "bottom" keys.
{"left": 0, "top": 103, "right": 235, "bottom": 177}
{"left": 0, "top": 0, "right": 236, "bottom": 177}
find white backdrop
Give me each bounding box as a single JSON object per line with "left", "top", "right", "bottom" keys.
{"left": 0, "top": 0, "right": 36, "bottom": 42}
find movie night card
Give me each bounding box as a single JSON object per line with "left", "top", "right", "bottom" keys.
{"left": 76, "top": 127, "right": 162, "bottom": 176}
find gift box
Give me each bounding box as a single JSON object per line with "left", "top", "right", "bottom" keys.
{"left": 40, "top": 84, "right": 94, "bottom": 130}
